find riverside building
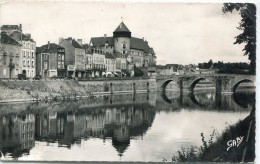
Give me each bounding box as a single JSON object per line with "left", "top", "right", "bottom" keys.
{"left": 1, "top": 24, "right": 36, "bottom": 78}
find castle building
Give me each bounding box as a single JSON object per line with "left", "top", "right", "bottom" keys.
{"left": 89, "top": 22, "right": 157, "bottom": 76}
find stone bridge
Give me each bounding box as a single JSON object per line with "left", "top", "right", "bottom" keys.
{"left": 156, "top": 74, "right": 256, "bottom": 94}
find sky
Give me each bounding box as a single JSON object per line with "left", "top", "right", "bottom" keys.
{"left": 0, "top": 1, "right": 251, "bottom": 65}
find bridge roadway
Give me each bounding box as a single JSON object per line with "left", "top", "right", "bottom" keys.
{"left": 156, "top": 74, "right": 256, "bottom": 94}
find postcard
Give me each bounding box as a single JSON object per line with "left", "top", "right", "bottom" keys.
{"left": 0, "top": 0, "right": 257, "bottom": 163}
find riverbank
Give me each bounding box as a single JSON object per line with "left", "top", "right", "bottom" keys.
{"left": 0, "top": 80, "right": 90, "bottom": 103}
{"left": 172, "top": 102, "right": 255, "bottom": 162}
{"left": 0, "top": 78, "right": 156, "bottom": 103}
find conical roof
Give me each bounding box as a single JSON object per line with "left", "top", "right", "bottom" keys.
{"left": 113, "top": 22, "right": 131, "bottom": 38}
{"left": 114, "top": 22, "right": 131, "bottom": 33}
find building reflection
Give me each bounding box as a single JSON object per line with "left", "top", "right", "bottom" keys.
{"left": 33, "top": 104, "right": 155, "bottom": 156}
{"left": 0, "top": 114, "right": 35, "bottom": 159}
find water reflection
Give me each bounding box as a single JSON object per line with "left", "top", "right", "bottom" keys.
{"left": 0, "top": 88, "right": 255, "bottom": 161}
{"left": 161, "top": 89, "right": 254, "bottom": 111}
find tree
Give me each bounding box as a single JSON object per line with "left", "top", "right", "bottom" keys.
{"left": 222, "top": 3, "right": 256, "bottom": 74}
{"left": 208, "top": 59, "right": 213, "bottom": 69}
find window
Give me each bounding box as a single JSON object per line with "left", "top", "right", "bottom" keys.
{"left": 10, "top": 58, "right": 13, "bottom": 65}
{"left": 23, "top": 60, "right": 26, "bottom": 67}
{"left": 44, "top": 54, "right": 48, "bottom": 60}
{"left": 123, "top": 43, "right": 126, "bottom": 49}
{"left": 123, "top": 50, "right": 126, "bottom": 54}
{"left": 31, "top": 61, "right": 34, "bottom": 67}
{"left": 62, "top": 54, "right": 64, "bottom": 60}
{"left": 31, "top": 52, "right": 34, "bottom": 58}
{"left": 61, "top": 62, "right": 64, "bottom": 68}
{"left": 44, "top": 62, "right": 48, "bottom": 69}
{"left": 58, "top": 61, "right": 61, "bottom": 68}
{"left": 31, "top": 70, "right": 34, "bottom": 77}
{"left": 3, "top": 68, "right": 6, "bottom": 76}
{"left": 3, "top": 53, "right": 7, "bottom": 65}
{"left": 27, "top": 60, "right": 30, "bottom": 67}
{"left": 15, "top": 69, "right": 19, "bottom": 75}
{"left": 58, "top": 54, "right": 61, "bottom": 60}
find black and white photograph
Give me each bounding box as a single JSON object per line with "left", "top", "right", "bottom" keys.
{"left": 0, "top": 0, "right": 257, "bottom": 163}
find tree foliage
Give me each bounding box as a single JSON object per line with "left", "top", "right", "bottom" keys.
{"left": 199, "top": 60, "right": 250, "bottom": 74}
{"left": 222, "top": 3, "right": 256, "bottom": 74}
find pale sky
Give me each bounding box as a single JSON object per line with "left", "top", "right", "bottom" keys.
{"left": 0, "top": 1, "right": 251, "bottom": 65}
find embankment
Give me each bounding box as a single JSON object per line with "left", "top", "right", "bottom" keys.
{"left": 0, "top": 78, "right": 156, "bottom": 103}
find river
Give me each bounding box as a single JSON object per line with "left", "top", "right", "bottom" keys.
{"left": 0, "top": 87, "right": 255, "bottom": 162}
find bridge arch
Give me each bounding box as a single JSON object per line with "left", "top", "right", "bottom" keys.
{"left": 161, "top": 79, "right": 177, "bottom": 91}
{"left": 232, "top": 78, "right": 254, "bottom": 92}
{"left": 188, "top": 77, "right": 215, "bottom": 92}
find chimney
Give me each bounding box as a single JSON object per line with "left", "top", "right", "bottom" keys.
{"left": 59, "top": 37, "right": 64, "bottom": 44}
{"left": 47, "top": 41, "right": 50, "bottom": 49}
{"left": 25, "top": 33, "right": 31, "bottom": 39}
{"left": 19, "top": 24, "right": 22, "bottom": 31}
{"left": 104, "top": 34, "right": 107, "bottom": 38}
{"left": 68, "top": 37, "right": 72, "bottom": 44}
{"left": 77, "top": 39, "right": 82, "bottom": 46}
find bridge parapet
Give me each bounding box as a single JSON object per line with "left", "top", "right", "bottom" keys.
{"left": 156, "top": 74, "right": 255, "bottom": 94}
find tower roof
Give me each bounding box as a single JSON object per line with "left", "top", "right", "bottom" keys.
{"left": 114, "top": 22, "right": 131, "bottom": 33}
{"left": 113, "top": 22, "right": 131, "bottom": 38}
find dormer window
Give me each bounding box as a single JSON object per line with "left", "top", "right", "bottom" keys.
{"left": 123, "top": 43, "right": 126, "bottom": 49}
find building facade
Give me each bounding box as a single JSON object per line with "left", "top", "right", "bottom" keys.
{"left": 59, "top": 38, "right": 85, "bottom": 78}
{"left": 105, "top": 52, "right": 116, "bottom": 77}
{"left": 83, "top": 45, "right": 93, "bottom": 77}
{"left": 1, "top": 25, "right": 36, "bottom": 78}
{"left": 18, "top": 34, "right": 36, "bottom": 78}
{"left": 36, "top": 42, "right": 65, "bottom": 78}
{"left": 0, "top": 32, "right": 22, "bottom": 79}
{"left": 92, "top": 50, "right": 106, "bottom": 77}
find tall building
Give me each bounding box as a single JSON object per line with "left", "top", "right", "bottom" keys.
{"left": 36, "top": 42, "right": 65, "bottom": 78}
{"left": 89, "top": 22, "right": 157, "bottom": 76}
{"left": 1, "top": 24, "right": 36, "bottom": 78}
{"left": 0, "top": 32, "right": 22, "bottom": 78}
{"left": 59, "top": 38, "right": 85, "bottom": 78}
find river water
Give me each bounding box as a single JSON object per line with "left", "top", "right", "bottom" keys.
{"left": 0, "top": 87, "right": 255, "bottom": 162}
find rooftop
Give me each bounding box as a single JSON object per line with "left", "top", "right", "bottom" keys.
{"left": 105, "top": 52, "right": 115, "bottom": 59}
{"left": 90, "top": 36, "right": 153, "bottom": 54}
{"left": 0, "top": 32, "right": 21, "bottom": 46}
{"left": 114, "top": 22, "right": 131, "bottom": 33}
{"left": 37, "top": 43, "right": 64, "bottom": 54}
{"left": 1, "top": 25, "right": 21, "bottom": 31}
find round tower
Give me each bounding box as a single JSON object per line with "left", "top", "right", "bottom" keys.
{"left": 113, "top": 22, "right": 131, "bottom": 58}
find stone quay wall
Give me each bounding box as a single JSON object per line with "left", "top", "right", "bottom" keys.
{"left": 0, "top": 78, "right": 157, "bottom": 103}
{"left": 78, "top": 77, "right": 156, "bottom": 94}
